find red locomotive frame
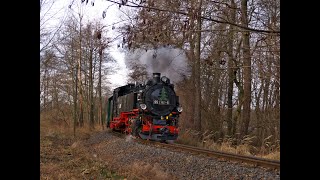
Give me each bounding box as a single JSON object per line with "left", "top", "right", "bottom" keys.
{"left": 109, "top": 109, "right": 179, "bottom": 140}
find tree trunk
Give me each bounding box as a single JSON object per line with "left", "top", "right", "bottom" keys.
{"left": 73, "top": 65, "right": 78, "bottom": 136}
{"left": 99, "top": 45, "right": 103, "bottom": 129}
{"left": 233, "top": 68, "right": 244, "bottom": 136}
{"left": 70, "top": 37, "right": 78, "bottom": 136}
{"left": 43, "top": 69, "right": 48, "bottom": 110}
{"left": 78, "top": 16, "right": 84, "bottom": 127}
{"left": 212, "top": 52, "right": 221, "bottom": 134}
{"left": 274, "top": 60, "right": 280, "bottom": 140}
{"left": 227, "top": 61, "right": 234, "bottom": 136}
{"left": 240, "top": 0, "right": 252, "bottom": 137}
{"left": 226, "top": 0, "right": 236, "bottom": 136}
{"left": 193, "top": 0, "right": 202, "bottom": 131}
{"left": 89, "top": 49, "right": 94, "bottom": 130}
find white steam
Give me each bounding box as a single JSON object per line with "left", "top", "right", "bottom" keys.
{"left": 125, "top": 47, "right": 191, "bottom": 84}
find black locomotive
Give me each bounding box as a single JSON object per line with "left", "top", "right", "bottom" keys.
{"left": 107, "top": 73, "right": 182, "bottom": 141}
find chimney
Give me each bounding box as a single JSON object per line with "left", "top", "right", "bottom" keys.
{"left": 153, "top": 73, "right": 161, "bottom": 83}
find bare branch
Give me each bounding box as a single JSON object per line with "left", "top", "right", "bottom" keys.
{"left": 104, "top": 0, "right": 280, "bottom": 34}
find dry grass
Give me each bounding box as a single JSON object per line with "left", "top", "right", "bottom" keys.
{"left": 40, "top": 115, "right": 125, "bottom": 180}
{"left": 259, "top": 150, "right": 280, "bottom": 160}
{"left": 176, "top": 129, "right": 280, "bottom": 160}
{"left": 128, "top": 161, "right": 177, "bottom": 180}
{"left": 175, "top": 129, "right": 204, "bottom": 147}
{"left": 40, "top": 113, "right": 104, "bottom": 139}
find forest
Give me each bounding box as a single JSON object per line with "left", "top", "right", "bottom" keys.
{"left": 40, "top": 0, "right": 280, "bottom": 159}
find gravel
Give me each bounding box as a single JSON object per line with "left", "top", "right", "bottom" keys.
{"left": 83, "top": 130, "right": 280, "bottom": 180}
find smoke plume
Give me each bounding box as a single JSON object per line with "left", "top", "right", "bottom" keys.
{"left": 125, "top": 47, "right": 191, "bottom": 84}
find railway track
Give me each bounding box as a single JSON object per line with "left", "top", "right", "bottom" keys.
{"left": 110, "top": 131, "right": 280, "bottom": 170}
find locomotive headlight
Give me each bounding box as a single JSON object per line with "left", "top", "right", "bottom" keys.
{"left": 161, "top": 76, "right": 168, "bottom": 83}
{"left": 177, "top": 106, "right": 183, "bottom": 112}
{"left": 140, "top": 103, "right": 147, "bottom": 110}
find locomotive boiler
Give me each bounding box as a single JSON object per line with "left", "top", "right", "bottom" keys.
{"left": 106, "top": 73, "right": 182, "bottom": 141}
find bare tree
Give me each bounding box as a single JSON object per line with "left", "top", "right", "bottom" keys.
{"left": 41, "top": 14, "right": 115, "bottom": 135}
{"left": 193, "top": 0, "right": 203, "bottom": 131}
{"left": 226, "top": 0, "right": 236, "bottom": 136}
{"left": 40, "top": 0, "right": 68, "bottom": 53}
{"left": 240, "top": 0, "right": 252, "bottom": 137}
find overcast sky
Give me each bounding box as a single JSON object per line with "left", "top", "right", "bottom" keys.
{"left": 41, "top": 0, "right": 129, "bottom": 89}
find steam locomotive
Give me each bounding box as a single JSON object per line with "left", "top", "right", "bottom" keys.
{"left": 106, "top": 73, "right": 182, "bottom": 141}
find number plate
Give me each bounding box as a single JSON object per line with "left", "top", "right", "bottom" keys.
{"left": 153, "top": 100, "right": 170, "bottom": 105}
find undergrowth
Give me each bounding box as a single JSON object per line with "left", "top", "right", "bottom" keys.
{"left": 176, "top": 129, "right": 280, "bottom": 160}
{"left": 40, "top": 114, "right": 126, "bottom": 180}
